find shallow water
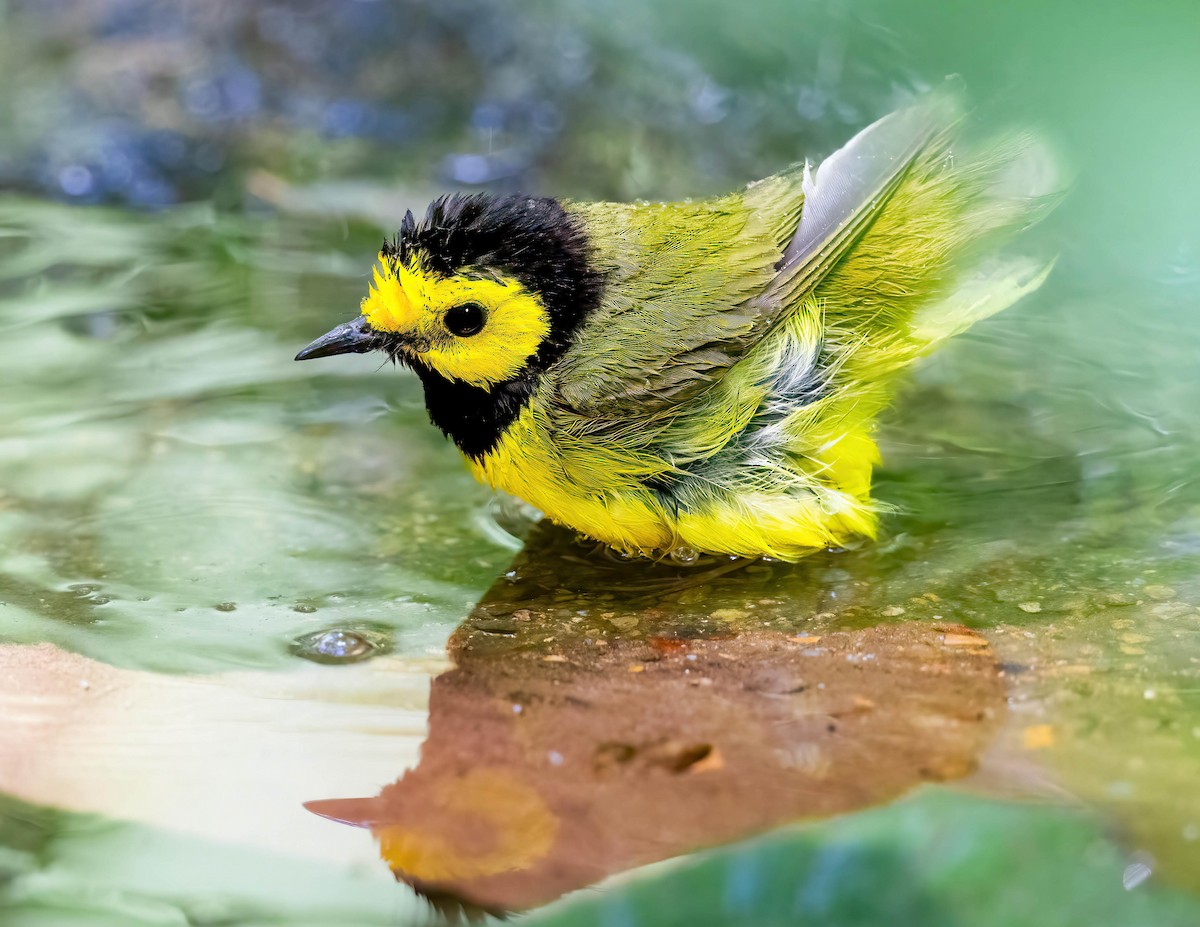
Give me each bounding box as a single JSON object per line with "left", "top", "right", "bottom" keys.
{"left": 2, "top": 1, "right": 1199, "bottom": 925}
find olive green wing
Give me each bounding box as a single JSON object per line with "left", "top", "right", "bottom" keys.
{"left": 550, "top": 91, "right": 958, "bottom": 422}
{"left": 552, "top": 187, "right": 796, "bottom": 419}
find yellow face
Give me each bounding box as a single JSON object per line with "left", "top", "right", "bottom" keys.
{"left": 362, "top": 254, "right": 550, "bottom": 388}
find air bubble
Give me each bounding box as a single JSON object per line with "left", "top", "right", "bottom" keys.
{"left": 669, "top": 545, "right": 700, "bottom": 565}
{"left": 291, "top": 628, "right": 390, "bottom": 665}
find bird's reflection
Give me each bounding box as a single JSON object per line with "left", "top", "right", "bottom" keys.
{"left": 306, "top": 525, "right": 1005, "bottom": 917}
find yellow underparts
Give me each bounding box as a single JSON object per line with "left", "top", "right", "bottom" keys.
{"left": 470, "top": 405, "right": 881, "bottom": 561}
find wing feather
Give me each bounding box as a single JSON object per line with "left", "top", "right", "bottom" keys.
{"left": 550, "top": 87, "right": 963, "bottom": 425}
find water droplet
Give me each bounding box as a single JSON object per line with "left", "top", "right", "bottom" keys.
{"left": 1123, "top": 857, "right": 1153, "bottom": 890}
{"left": 59, "top": 164, "right": 94, "bottom": 197}
{"left": 215, "top": 602, "right": 237, "bottom": 612}
{"left": 487, "top": 494, "right": 543, "bottom": 543}
{"left": 606, "top": 547, "right": 640, "bottom": 563}
{"left": 293, "top": 603, "right": 317, "bottom": 614}
{"left": 291, "top": 628, "right": 386, "bottom": 665}
{"left": 669, "top": 545, "right": 700, "bottom": 565}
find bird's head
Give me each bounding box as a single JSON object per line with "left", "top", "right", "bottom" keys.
{"left": 296, "top": 194, "right": 603, "bottom": 391}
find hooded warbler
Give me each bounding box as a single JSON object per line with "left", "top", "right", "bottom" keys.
{"left": 297, "top": 90, "right": 1059, "bottom": 561}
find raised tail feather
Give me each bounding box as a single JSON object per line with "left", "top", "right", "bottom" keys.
{"left": 795, "top": 84, "right": 1063, "bottom": 380}
{"left": 732, "top": 85, "right": 1064, "bottom": 553}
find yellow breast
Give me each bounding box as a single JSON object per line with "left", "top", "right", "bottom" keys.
{"left": 469, "top": 405, "right": 675, "bottom": 554}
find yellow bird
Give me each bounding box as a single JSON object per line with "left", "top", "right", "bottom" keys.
{"left": 297, "top": 90, "right": 1059, "bottom": 561}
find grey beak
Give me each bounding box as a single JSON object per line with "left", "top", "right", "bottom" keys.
{"left": 295, "top": 315, "right": 381, "bottom": 361}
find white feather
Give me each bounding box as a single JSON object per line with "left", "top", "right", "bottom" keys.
{"left": 781, "top": 88, "right": 960, "bottom": 273}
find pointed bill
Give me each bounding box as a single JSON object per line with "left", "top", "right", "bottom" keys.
{"left": 295, "top": 315, "right": 381, "bottom": 361}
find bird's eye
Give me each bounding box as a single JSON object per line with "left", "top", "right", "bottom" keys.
{"left": 444, "top": 302, "right": 487, "bottom": 337}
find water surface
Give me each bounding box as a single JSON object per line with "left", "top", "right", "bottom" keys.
{"left": 1, "top": 1, "right": 1199, "bottom": 924}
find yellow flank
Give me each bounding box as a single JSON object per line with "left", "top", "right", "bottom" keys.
{"left": 362, "top": 254, "right": 550, "bottom": 387}
{"left": 471, "top": 400, "right": 881, "bottom": 560}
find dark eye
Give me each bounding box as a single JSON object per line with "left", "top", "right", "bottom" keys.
{"left": 444, "top": 302, "right": 487, "bottom": 337}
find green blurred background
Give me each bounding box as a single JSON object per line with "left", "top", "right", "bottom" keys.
{"left": 1, "top": 0, "right": 1198, "bottom": 924}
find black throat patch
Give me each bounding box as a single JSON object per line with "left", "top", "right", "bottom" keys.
{"left": 384, "top": 194, "right": 603, "bottom": 459}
